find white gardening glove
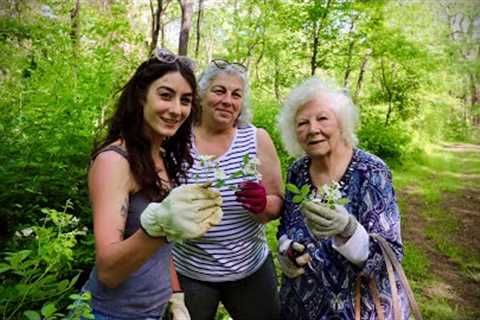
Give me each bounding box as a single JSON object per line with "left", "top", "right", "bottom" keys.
{"left": 169, "top": 292, "right": 191, "bottom": 320}
{"left": 278, "top": 235, "right": 311, "bottom": 278}
{"left": 301, "top": 201, "right": 357, "bottom": 239}
{"left": 140, "top": 184, "right": 223, "bottom": 241}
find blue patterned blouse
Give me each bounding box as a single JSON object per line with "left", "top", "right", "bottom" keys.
{"left": 277, "top": 148, "right": 409, "bottom": 320}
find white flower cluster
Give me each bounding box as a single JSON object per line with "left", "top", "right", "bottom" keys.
{"left": 242, "top": 157, "right": 262, "bottom": 180}
{"left": 197, "top": 154, "right": 262, "bottom": 189}
{"left": 313, "top": 181, "right": 343, "bottom": 202}
{"left": 288, "top": 180, "right": 348, "bottom": 208}
{"left": 15, "top": 227, "right": 33, "bottom": 238}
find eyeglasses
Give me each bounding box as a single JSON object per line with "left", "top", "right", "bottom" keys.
{"left": 211, "top": 59, "right": 247, "bottom": 73}
{"left": 152, "top": 47, "right": 196, "bottom": 71}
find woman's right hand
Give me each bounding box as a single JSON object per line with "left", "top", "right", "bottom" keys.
{"left": 278, "top": 235, "right": 311, "bottom": 278}
{"left": 140, "top": 184, "right": 223, "bottom": 241}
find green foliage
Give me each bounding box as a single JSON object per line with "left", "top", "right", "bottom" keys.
{"left": 251, "top": 98, "right": 294, "bottom": 176}
{"left": 402, "top": 243, "right": 430, "bottom": 280}
{"left": 0, "top": 4, "right": 142, "bottom": 242}
{"left": 392, "top": 144, "right": 480, "bottom": 318}
{"left": 287, "top": 184, "right": 311, "bottom": 205}
{"left": 357, "top": 115, "right": 411, "bottom": 163}
{"left": 22, "top": 292, "right": 94, "bottom": 320}
{"left": 0, "top": 203, "right": 90, "bottom": 319}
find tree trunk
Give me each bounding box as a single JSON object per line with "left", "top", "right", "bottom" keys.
{"left": 161, "top": 23, "right": 165, "bottom": 48}
{"left": 469, "top": 72, "right": 480, "bottom": 126}
{"left": 274, "top": 56, "right": 280, "bottom": 101}
{"left": 194, "top": 0, "right": 203, "bottom": 58}
{"left": 380, "top": 59, "right": 394, "bottom": 127}
{"left": 353, "top": 49, "right": 371, "bottom": 104}
{"left": 310, "top": 0, "right": 332, "bottom": 76}
{"left": 149, "top": 0, "right": 162, "bottom": 55}
{"left": 70, "top": 0, "right": 81, "bottom": 46}
{"left": 178, "top": 0, "right": 193, "bottom": 55}
{"left": 310, "top": 21, "right": 320, "bottom": 76}
{"left": 254, "top": 40, "right": 265, "bottom": 82}
{"left": 343, "top": 16, "right": 357, "bottom": 87}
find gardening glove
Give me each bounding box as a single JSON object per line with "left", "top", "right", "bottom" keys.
{"left": 140, "top": 184, "right": 223, "bottom": 241}
{"left": 235, "top": 181, "right": 267, "bottom": 214}
{"left": 169, "top": 291, "right": 191, "bottom": 320}
{"left": 278, "top": 235, "right": 311, "bottom": 278}
{"left": 301, "top": 201, "right": 357, "bottom": 239}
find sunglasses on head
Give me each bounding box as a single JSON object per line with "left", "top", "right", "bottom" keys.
{"left": 152, "top": 47, "right": 196, "bottom": 71}
{"left": 211, "top": 59, "right": 247, "bottom": 73}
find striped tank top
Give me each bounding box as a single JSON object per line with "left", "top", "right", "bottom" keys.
{"left": 172, "top": 124, "right": 269, "bottom": 282}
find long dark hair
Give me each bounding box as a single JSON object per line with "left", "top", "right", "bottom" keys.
{"left": 93, "top": 57, "right": 198, "bottom": 201}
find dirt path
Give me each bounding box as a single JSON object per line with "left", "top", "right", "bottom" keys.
{"left": 400, "top": 143, "right": 480, "bottom": 319}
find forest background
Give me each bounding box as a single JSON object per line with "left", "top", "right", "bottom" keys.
{"left": 0, "top": 0, "right": 479, "bottom": 319}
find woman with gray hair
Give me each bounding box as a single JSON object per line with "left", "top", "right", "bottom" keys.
{"left": 276, "top": 77, "right": 410, "bottom": 319}
{"left": 172, "top": 60, "right": 283, "bottom": 320}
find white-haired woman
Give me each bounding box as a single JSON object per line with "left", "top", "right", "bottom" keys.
{"left": 172, "top": 60, "right": 283, "bottom": 320}
{"left": 276, "top": 77, "right": 409, "bottom": 319}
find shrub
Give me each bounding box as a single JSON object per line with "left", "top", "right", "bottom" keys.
{"left": 0, "top": 14, "right": 138, "bottom": 242}
{"left": 0, "top": 202, "right": 92, "bottom": 319}
{"left": 251, "top": 98, "right": 295, "bottom": 176}
{"left": 358, "top": 115, "right": 411, "bottom": 163}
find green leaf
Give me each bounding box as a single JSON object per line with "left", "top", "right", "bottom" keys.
{"left": 68, "top": 273, "right": 80, "bottom": 289}
{"left": 8, "top": 250, "right": 32, "bottom": 265}
{"left": 230, "top": 171, "right": 243, "bottom": 178}
{"left": 337, "top": 198, "right": 349, "bottom": 206}
{"left": 300, "top": 185, "right": 310, "bottom": 196}
{"left": 41, "top": 303, "right": 57, "bottom": 317}
{"left": 24, "top": 311, "right": 41, "bottom": 320}
{"left": 0, "top": 263, "right": 11, "bottom": 274}
{"left": 242, "top": 154, "right": 250, "bottom": 165}
{"left": 286, "top": 183, "right": 300, "bottom": 194}
{"left": 214, "top": 180, "right": 225, "bottom": 188}
{"left": 69, "top": 293, "right": 82, "bottom": 300}
{"left": 293, "top": 194, "right": 304, "bottom": 204}
{"left": 57, "top": 279, "right": 69, "bottom": 292}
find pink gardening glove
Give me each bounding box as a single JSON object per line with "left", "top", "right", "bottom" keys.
{"left": 235, "top": 181, "right": 267, "bottom": 214}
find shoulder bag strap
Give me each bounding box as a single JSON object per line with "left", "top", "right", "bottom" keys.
{"left": 371, "top": 234, "right": 423, "bottom": 320}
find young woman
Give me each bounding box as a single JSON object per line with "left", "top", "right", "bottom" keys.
{"left": 81, "top": 48, "right": 222, "bottom": 320}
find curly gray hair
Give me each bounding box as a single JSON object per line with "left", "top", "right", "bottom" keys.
{"left": 196, "top": 63, "right": 252, "bottom": 126}
{"left": 277, "top": 77, "right": 359, "bottom": 157}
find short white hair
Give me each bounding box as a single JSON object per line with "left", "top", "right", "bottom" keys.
{"left": 197, "top": 64, "right": 252, "bottom": 126}
{"left": 277, "top": 77, "right": 359, "bottom": 157}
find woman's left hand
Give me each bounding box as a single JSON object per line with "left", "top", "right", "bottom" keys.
{"left": 235, "top": 181, "right": 267, "bottom": 214}
{"left": 301, "top": 202, "right": 357, "bottom": 238}
{"left": 169, "top": 291, "right": 191, "bottom": 320}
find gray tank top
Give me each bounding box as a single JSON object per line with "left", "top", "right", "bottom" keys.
{"left": 83, "top": 146, "right": 172, "bottom": 318}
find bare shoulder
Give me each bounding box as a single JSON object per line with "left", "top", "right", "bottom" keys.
{"left": 91, "top": 150, "right": 128, "bottom": 170}
{"left": 256, "top": 128, "right": 276, "bottom": 151}
{"left": 91, "top": 139, "right": 128, "bottom": 169}
{"left": 255, "top": 127, "right": 281, "bottom": 176}
{"left": 89, "top": 141, "right": 134, "bottom": 194}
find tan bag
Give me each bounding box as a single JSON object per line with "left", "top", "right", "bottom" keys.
{"left": 355, "top": 234, "right": 423, "bottom": 320}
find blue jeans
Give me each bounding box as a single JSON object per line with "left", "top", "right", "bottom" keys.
{"left": 178, "top": 254, "right": 280, "bottom": 320}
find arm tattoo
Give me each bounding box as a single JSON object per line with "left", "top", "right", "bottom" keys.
{"left": 118, "top": 197, "right": 129, "bottom": 237}
{"left": 120, "top": 197, "right": 129, "bottom": 219}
